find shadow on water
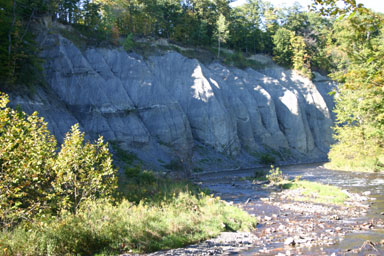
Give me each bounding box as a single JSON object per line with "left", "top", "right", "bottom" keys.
{"left": 196, "top": 163, "right": 384, "bottom": 255}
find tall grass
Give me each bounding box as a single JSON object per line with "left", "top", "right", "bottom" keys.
{"left": 0, "top": 193, "right": 256, "bottom": 255}
{"left": 1, "top": 166, "right": 257, "bottom": 255}
{"left": 282, "top": 180, "right": 348, "bottom": 205}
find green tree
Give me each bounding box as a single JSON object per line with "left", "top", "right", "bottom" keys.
{"left": 0, "top": 0, "right": 45, "bottom": 87}
{"left": 0, "top": 93, "right": 57, "bottom": 228}
{"left": 82, "top": 0, "right": 102, "bottom": 29}
{"left": 53, "top": 124, "right": 118, "bottom": 213}
{"left": 290, "top": 33, "right": 312, "bottom": 78}
{"left": 272, "top": 27, "right": 294, "bottom": 66}
{"left": 326, "top": 10, "right": 384, "bottom": 171}
{"left": 216, "top": 13, "right": 229, "bottom": 58}
{"left": 0, "top": 93, "right": 118, "bottom": 228}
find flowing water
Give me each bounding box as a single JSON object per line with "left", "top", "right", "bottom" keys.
{"left": 197, "top": 163, "right": 384, "bottom": 255}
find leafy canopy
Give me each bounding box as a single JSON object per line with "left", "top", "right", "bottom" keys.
{"left": 0, "top": 93, "right": 117, "bottom": 228}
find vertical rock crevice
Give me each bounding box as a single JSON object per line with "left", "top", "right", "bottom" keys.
{"left": 13, "top": 35, "right": 335, "bottom": 169}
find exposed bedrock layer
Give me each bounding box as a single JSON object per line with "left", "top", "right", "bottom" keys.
{"left": 9, "top": 34, "right": 336, "bottom": 170}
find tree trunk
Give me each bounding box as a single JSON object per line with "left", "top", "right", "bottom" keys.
{"left": 8, "top": 0, "right": 17, "bottom": 60}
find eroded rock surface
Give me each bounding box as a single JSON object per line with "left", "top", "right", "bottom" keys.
{"left": 8, "top": 33, "right": 336, "bottom": 169}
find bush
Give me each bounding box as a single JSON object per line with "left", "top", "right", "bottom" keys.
{"left": 260, "top": 153, "right": 276, "bottom": 165}
{"left": 52, "top": 124, "right": 117, "bottom": 213}
{"left": 0, "top": 93, "right": 57, "bottom": 228}
{"left": 123, "top": 33, "right": 135, "bottom": 52}
{"left": 266, "top": 165, "right": 284, "bottom": 184}
{"left": 120, "top": 166, "right": 199, "bottom": 204}
{"left": 327, "top": 126, "right": 384, "bottom": 172}
{"left": 0, "top": 93, "right": 117, "bottom": 227}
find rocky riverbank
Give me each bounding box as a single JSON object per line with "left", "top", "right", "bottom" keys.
{"left": 243, "top": 185, "right": 382, "bottom": 255}
{"left": 143, "top": 232, "right": 258, "bottom": 256}
{"left": 128, "top": 164, "right": 384, "bottom": 255}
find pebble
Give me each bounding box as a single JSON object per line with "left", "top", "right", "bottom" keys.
{"left": 330, "top": 215, "right": 341, "bottom": 220}
{"left": 145, "top": 232, "right": 258, "bottom": 256}
{"left": 284, "top": 237, "right": 296, "bottom": 246}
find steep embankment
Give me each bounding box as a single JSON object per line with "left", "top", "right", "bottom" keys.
{"left": 8, "top": 33, "right": 336, "bottom": 171}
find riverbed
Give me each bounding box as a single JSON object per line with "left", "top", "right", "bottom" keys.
{"left": 196, "top": 163, "right": 384, "bottom": 255}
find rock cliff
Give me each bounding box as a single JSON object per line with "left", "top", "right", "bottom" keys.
{"left": 8, "top": 33, "right": 336, "bottom": 171}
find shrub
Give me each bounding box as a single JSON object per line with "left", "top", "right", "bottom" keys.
{"left": 0, "top": 93, "right": 117, "bottom": 227}
{"left": 0, "top": 93, "right": 57, "bottom": 228}
{"left": 163, "top": 159, "right": 183, "bottom": 171}
{"left": 120, "top": 166, "right": 199, "bottom": 204}
{"left": 327, "top": 126, "right": 384, "bottom": 172}
{"left": 266, "top": 165, "right": 284, "bottom": 184}
{"left": 123, "top": 33, "right": 135, "bottom": 52}
{"left": 260, "top": 153, "right": 276, "bottom": 165}
{"left": 52, "top": 124, "right": 118, "bottom": 213}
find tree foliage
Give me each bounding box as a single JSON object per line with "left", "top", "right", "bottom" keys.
{"left": 53, "top": 124, "right": 117, "bottom": 213}
{"left": 272, "top": 27, "right": 294, "bottom": 67}
{"left": 216, "top": 13, "right": 229, "bottom": 58}
{"left": 0, "top": 0, "right": 45, "bottom": 87}
{"left": 0, "top": 93, "right": 56, "bottom": 228}
{"left": 326, "top": 10, "right": 384, "bottom": 171}
{"left": 0, "top": 93, "right": 117, "bottom": 228}
{"left": 290, "top": 33, "right": 312, "bottom": 78}
{"left": 1, "top": 0, "right": 336, "bottom": 87}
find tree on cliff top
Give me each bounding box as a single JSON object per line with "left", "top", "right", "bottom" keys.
{"left": 216, "top": 13, "right": 229, "bottom": 58}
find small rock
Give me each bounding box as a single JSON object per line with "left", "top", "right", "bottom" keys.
{"left": 264, "top": 216, "right": 272, "bottom": 221}
{"left": 284, "top": 237, "right": 296, "bottom": 246}
{"left": 359, "top": 240, "right": 377, "bottom": 252}
{"left": 380, "top": 212, "right": 384, "bottom": 215}
{"left": 362, "top": 191, "right": 371, "bottom": 196}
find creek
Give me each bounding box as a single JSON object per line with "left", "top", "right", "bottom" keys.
{"left": 197, "top": 163, "right": 384, "bottom": 255}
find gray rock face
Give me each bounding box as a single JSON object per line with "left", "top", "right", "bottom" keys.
{"left": 9, "top": 34, "right": 335, "bottom": 170}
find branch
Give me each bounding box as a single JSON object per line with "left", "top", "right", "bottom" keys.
{"left": 8, "top": 0, "right": 17, "bottom": 59}
{"left": 21, "top": 8, "right": 36, "bottom": 42}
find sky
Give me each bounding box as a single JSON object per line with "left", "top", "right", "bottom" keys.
{"left": 230, "top": 0, "right": 384, "bottom": 13}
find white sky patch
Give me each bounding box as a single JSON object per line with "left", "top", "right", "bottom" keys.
{"left": 230, "top": 0, "right": 384, "bottom": 13}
